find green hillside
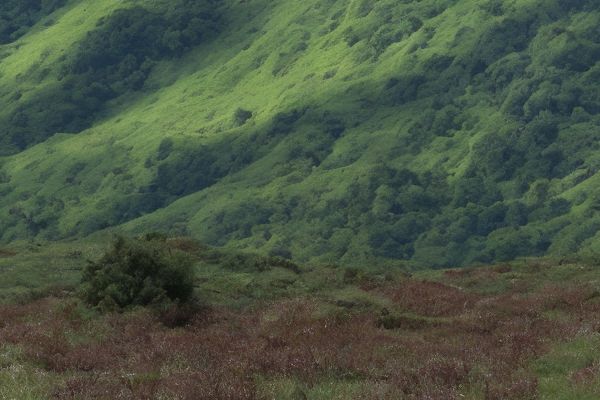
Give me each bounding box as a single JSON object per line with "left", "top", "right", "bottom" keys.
{"left": 0, "top": 0, "right": 599, "bottom": 267}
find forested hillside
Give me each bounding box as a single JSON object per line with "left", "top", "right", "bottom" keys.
{"left": 0, "top": 0, "right": 599, "bottom": 267}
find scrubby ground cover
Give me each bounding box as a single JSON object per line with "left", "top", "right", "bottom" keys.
{"left": 0, "top": 239, "right": 600, "bottom": 399}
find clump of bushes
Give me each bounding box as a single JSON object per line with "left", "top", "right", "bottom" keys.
{"left": 80, "top": 236, "right": 195, "bottom": 311}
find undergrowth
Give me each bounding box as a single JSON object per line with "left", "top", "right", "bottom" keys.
{"left": 0, "top": 241, "right": 599, "bottom": 399}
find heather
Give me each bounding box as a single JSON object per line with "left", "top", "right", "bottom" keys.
{"left": 0, "top": 239, "right": 599, "bottom": 398}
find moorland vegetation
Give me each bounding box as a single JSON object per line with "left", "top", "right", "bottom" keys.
{"left": 1, "top": 237, "right": 600, "bottom": 398}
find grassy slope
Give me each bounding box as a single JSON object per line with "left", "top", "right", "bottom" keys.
{"left": 0, "top": 0, "right": 598, "bottom": 266}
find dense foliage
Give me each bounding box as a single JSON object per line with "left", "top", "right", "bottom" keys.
{"left": 80, "top": 236, "right": 194, "bottom": 310}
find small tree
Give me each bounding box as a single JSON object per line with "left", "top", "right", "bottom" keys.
{"left": 233, "top": 108, "right": 253, "bottom": 126}
{"left": 80, "top": 236, "right": 195, "bottom": 311}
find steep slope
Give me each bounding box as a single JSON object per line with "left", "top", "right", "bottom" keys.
{"left": 0, "top": 0, "right": 599, "bottom": 267}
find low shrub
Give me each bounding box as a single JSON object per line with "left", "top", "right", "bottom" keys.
{"left": 79, "top": 236, "right": 195, "bottom": 311}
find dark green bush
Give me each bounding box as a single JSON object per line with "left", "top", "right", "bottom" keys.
{"left": 233, "top": 108, "right": 253, "bottom": 126}
{"left": 156, "top": 138, "right": 174, "bottom": 161}
{"left": 80, "top": 236, "right": 195, "bottom": 311}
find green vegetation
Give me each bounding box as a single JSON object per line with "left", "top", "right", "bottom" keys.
{"left": 2, "top": 1, "right": 600, "bottom": 396}
{"left": 80, "top": 236, "right": 195, "bottom": 310}
{"left": 0, "top": 0, "right": 598, "bottom": 268}
{"left": 0, "top": 0, "right": 221, "bottom": 151}
{"left": 0, "top": 0, "right": 66, "bottom": 44}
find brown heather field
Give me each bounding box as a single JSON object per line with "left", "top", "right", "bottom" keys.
{"left": 1, "top": 255, "right": 600, "bottom": 399}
